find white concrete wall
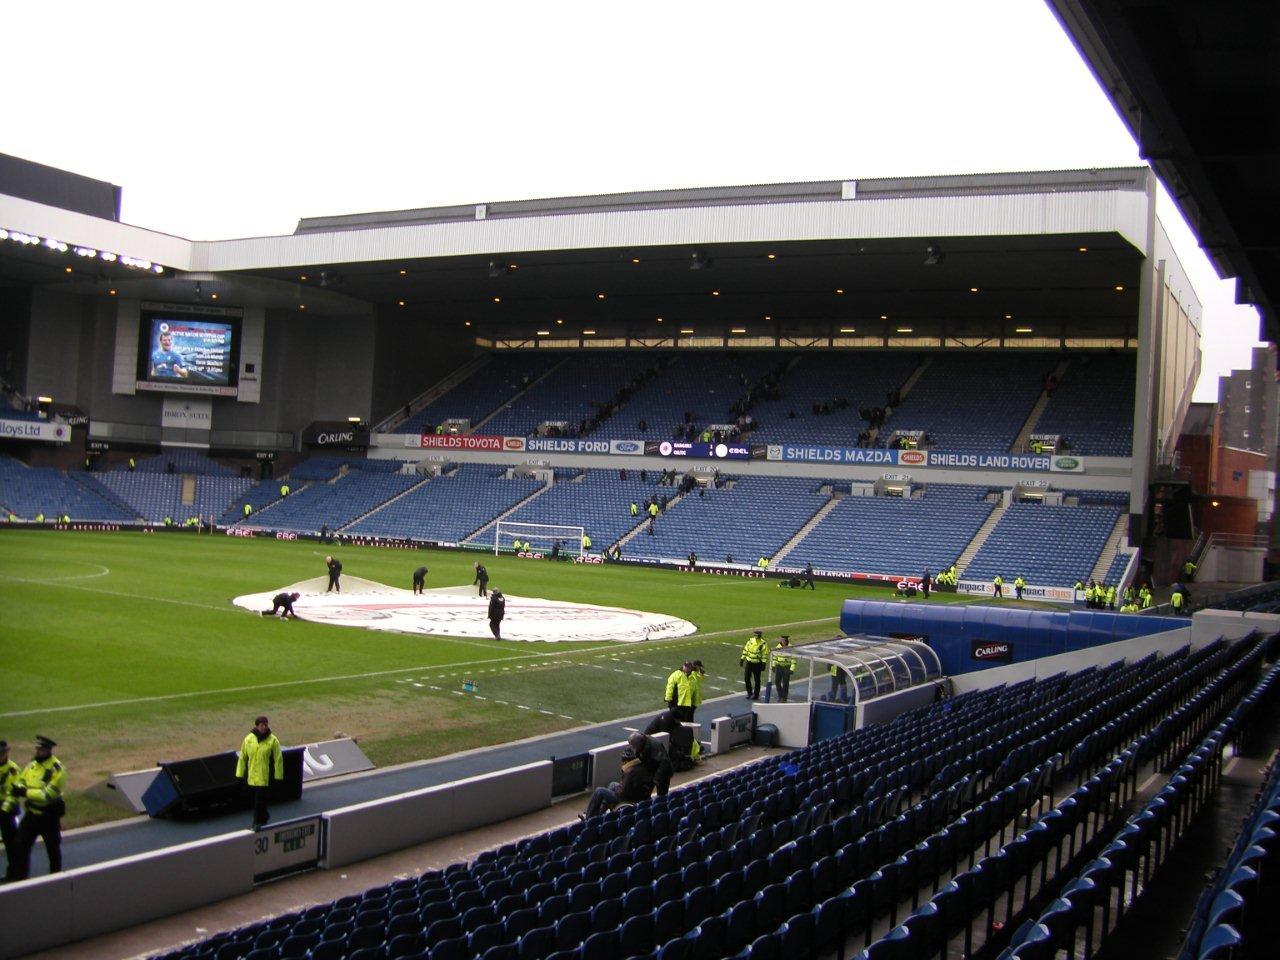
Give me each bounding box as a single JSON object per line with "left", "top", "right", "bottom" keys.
{"left": 1190, "top": 609, "right": 1280, "bottom": 648}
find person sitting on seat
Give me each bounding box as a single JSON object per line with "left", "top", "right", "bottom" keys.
{"left": 580, "top": 752, "right": 654, "bottom": 819}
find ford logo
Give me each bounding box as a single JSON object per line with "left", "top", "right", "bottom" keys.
{"left": 615, "top": 441, "right": 640, "bottom": 452}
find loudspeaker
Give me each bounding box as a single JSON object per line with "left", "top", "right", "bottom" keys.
{"left": 143, "top": 748, "right": 305, "bottom": 820}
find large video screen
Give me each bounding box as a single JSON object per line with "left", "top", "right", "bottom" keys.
{"left": 137, "top": 314, "right": 239, "bottom": 390}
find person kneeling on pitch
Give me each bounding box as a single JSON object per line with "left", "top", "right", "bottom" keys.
{"left": 236, "top": 716, "right": 283, "bottom": 829}
{"left": 412, "top": 565, "right": 429, "bottom": 595}
{"left": 262, "top": 591, "right": 301, "bottom": 619}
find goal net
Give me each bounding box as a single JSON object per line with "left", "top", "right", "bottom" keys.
{"left": 494, "top": 520, "right": 586, "bottom": 557}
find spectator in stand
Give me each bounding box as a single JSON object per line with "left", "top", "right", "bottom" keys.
{"left": 580, "top": 753, "right": 653, "bottom": 819}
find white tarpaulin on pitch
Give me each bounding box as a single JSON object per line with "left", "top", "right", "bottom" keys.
{"left": 233, "top": 577, "right": 696, "bottom": 643}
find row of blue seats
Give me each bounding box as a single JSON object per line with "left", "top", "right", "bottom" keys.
{"left": 149, "top": 640, "right": 1208, "bottom": 960}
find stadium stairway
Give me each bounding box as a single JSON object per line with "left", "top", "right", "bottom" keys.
{"left": 612, "top": 488, "right": 691, "bottom": 553}
{"left": 1009, "top": 358, "right": 1070, "bottom": 452}
{"left": 771, "top": 495, "right": 840, "bottom": 566}
{"left": 465, "top": 479, "right": 553, "bottom": 544}
{"left": 897, "top": 354, "right": 932, "bottom": 398}
{"left": 1089, "top": 513, "right": 1132, "bottom": 583}
{"left": 380, "top": 354, "right": 492, "bottom": 433}
{"left": 469, "top": 358, "right": 570, "bottom": 435}
{"left": 336, "top": 475, "right": 432, "bottom": 533}
{"left": 955, "top": 498, "right": 1007, "bottom": 575}
{"left": 70, "top": 472, "right": 144, "bottom": 520}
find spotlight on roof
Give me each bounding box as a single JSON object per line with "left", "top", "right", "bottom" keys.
{"left": 487, "top": 260, "right": 513, "bottom": 279}
{"left": 689, "top": 251, "right": 712, "bottom": 271}
{"left": 923, "top": 242, "right": 945, "bottom": 266}
{"left": 318, "top": 269, "right": 339, "bottom": 288}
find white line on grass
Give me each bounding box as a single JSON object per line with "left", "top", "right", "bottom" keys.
{"left": 0, "top": 614, "right": 838, "bottom": 718}
{"left": 0, "top": 563, "right": 111, "bottom": 584}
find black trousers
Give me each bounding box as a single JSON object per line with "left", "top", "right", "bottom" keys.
{"left": 6, "top": 810, "right": 61, "bottom": 880}
{"left": 654, "top": 760, "right": 674, "bottom": 797}
{"left": 489, "top": 618, "right": 502, "bottom": 640}
{"left": 477, "top": 582, "right": 488, "bottom": 597}
{"left": 774, "top": 667, "right": 791, "bottom": 702}
{"left": 744, "top": 663, "right": 764, "bottom": 699}
{"left": 327, "top": 572, "right": 340, "bottom": 593}
{"left": 249, "top": 786, "right": 270, "bottom": 828}
{"left": 804, "top": 577, "right": 815, "bottom": 590}
{"left": 0, "top": 811, "right": 16, "bottom": 875}
{"left": 413, "top": 575, "right": 425, "bottom": 594}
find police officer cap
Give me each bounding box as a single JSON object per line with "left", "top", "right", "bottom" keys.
{"left": 753, "top": 629, "right": 763, "bottom": 636}
{"left": 35, "top": 735, "right": 56, "bottom": 749}
{"left": 780, "top": 635, "right": 790, "bottom": 642}
{"left": 0, "top": 740, "right": 7, "bottom": 751}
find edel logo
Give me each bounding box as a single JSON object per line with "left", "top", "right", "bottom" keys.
{"left": 614, "top": 441, "right": 640, "bottom": 452}
{"left": 503, "top": 437, "right": 524, "bottom": 451}
{"left": 971, "top": 641, "right": 1013, "bottom": 662}
{"left": 899, "top": 450, "right": 926, "bottom": 465}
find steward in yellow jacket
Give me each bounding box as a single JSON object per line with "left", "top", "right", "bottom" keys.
{"left": 4, "top": 735, "right": 67, "bottom": 881}
{"left": 236, "top": 716, "right": 284, "bottom": 828}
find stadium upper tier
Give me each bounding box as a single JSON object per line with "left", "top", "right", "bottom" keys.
{"left": 1033, "top": 353, "right": 1136, "bottom": 456}
{"left": 133, "top": 449, "right": 237, "bottom": 476}
{"left": 390, "top": 350, "right": 1136, "bottom": 456}
{"left": 396, "top": 354, "right": 563, "bottom": 435}
{"left": 963, "top": 502, "right": 1124, "bottom": 587}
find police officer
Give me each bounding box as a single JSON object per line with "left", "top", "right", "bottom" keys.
{"left": 488, "top": 589, "right": 506, "bottom": 640}
{"left": 324, "top": 555, "right": 342, "bottom": 593}
{"left": 665, "top": 662, "right": 693, "bottom": 719}
{"left": 5, "top": 735, "right": 66, "bottom": 880}
{"left": 236, "top": 717, "right": 283, "bottom": 829}
{"left": 993, "top": 575, "right": 1003, "bottom": 598}
{"left": 804, "top": 563, "right": 816, "bottom": 590}
{"left": 689, "top": 660, "right": 705, "bottom": 720}
{"left": 630, "top": 502, "right": 638, "bottom": 518}
{"left": 412, "top": 565, "right": 429, "bottom": 594}
{"left": 741, "top": 630, "right": 769, "bottom": 700}
{"left": 1014, "top": 575, "right": 1026, "bottom": 600}
{"left": 0, "top": 740, "right": 19, "bottom": 873}
{"left": 771, "top": 636, "right": 797, "bottom": 703}
{"left": 473, "top": 561, "right": 489, "bottom": 597}
{"left": 581, "top": 533, "right": 592, "bottom": 552}
{"left": 1183, "top": 559, "right": 1196, "bottom": 581}
{"left": 1171, "top": 589, "right": 1185, "bottom": 613}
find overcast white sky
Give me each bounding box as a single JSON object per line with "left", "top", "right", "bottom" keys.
{"left": 2, "top": 1, "right": 1263, "bottom": 399}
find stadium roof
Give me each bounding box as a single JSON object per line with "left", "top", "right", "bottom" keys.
{"left": 1, "top": 164, "right": 1200, "bottom": 335}
{"left": 1049, "top": 1, "right": 1279, "bottom": 342}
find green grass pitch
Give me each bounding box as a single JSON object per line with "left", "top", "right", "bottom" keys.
{"left": 0, "top": 530, "right": 1025, "bottom": 827}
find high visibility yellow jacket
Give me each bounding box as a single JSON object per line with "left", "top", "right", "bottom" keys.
{"left": 15, "top": 755, "right": 66, "bottom": 814}
{"left": 689, "top": 670, "right": 703, "bottom": 707}
{"left": 1014, "top": 577, "right": 1026, "bottom": 589}
{"left": 630, "top": 503, "right": 638, "bottom": 516}
{"left": 649, "top": 504, "right": 659, "bottom": 517}
{"left": 742, "top": 637, "right": 769, "bottom": 664}
{"left": 1171, "top": 592, "right": 1185, "bottom": 611}
{"left": 236, "top": 731, "right": 283, "bottom": 787}
{"left": 771, "top": 645, "right": 797, "bottom": 671}
{"left": 993, "top": 576, "right": 1003, "bottom": 586}
{"left": 664, "top": 670, "right": 692, "bottom": 707}
{"left": 0, "top": 758, "right": 20, "bottom": 815}
{"left": 582, "top": 535, "right": 592, "bottom": 549}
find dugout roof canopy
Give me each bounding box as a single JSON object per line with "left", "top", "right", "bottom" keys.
{"left": 1, "top": 163, "right": 1200, "bottom": 340}
{"left": 790, "top": 635, "right": 942, "bottom": 706}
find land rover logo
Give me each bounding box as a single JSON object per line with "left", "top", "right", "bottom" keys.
{"left": 971, "top": 640, "right": 1013, "bottom": 662}
{"left": 1054, "top": 457, "right": 1080, "bottom": 470}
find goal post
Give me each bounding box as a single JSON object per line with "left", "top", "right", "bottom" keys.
{"left": 495, "top": 520, "right": 586, "bottom": 557}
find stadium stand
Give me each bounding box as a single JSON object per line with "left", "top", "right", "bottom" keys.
{"left": 1033, "top": 353, "right": 1137, "bottom": 456}
{"left": 890, "top": 353, "right": 1049, "bottom": 453}
{"left": 91, "top": 472, "right": 252, "bottom": 523}
{"left": 464, "top": 469, "right": 663, "bottom": 548}
{"left": 589, "top": 353, "right": 781, "bottom": 442}
{"left": 288, "top": 457, "right": 356, "bottom": 482}
{"left": 480, "top": 355, "right": 652, "bottom": 438}
{"left": 0, "top": 458, "right": 136, "bottom": 521}
{"left": 241, "top": 471, "right": 422, "bottom": 534}
{"left": 219, "top": 478, "right": 289, "bottom": 525}
{"left": 786, "top": 484, "right": 996, "bottom": 577}
{"left": 395, "top": 354, "right": 563, "bottom": 435}
{"left": 624, "top": 476, "right": 828, "bottom": 563}
{"left": 133, "top": 449, "right": 237, "bottom": 476}
{"left": 344, "top": 465, "right": 541, "bottom": 542}
{"left": 962, "top": 501, "right": 1124, "bottom": 586}
{"left": 149, "top": 633, "right": 1270, "bottom": 960}
{"left": 747, "top": 352, "right": 921, "bottom": 446}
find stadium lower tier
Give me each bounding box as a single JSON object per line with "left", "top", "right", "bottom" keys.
{"left": 148, "top": 632, "right": 1273, "bottom": 960}
{"left": 1, "top": 458, "right": 1130, "bottom": 588}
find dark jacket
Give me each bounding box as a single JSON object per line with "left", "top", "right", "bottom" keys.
{"left": 616, "top": 761, "right": 655, "bottom": 803}
{"left": 488, "top": 593, "right": 506, "bottom": 621}
{"left": 474, "top": 565, "right": 489, "bottom": 584}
